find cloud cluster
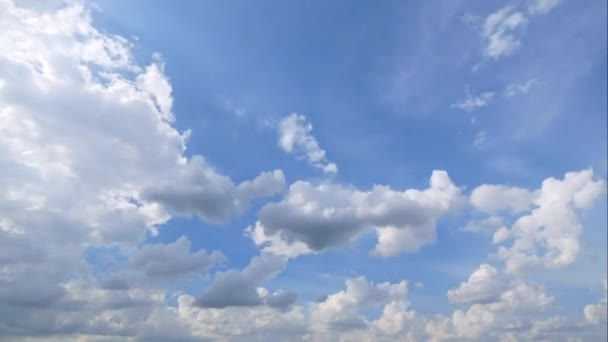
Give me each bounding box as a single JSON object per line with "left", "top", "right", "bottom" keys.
{"left": 489, "top": 169, "right": 605, "bottom": 273}
{"left": 0, "top": 1, "right": 285, "bottom": 338}
{"left": 311, "top": 276, "right": 417, "bottom": 339}
{"left": 428, "top": 266, "right": 554, "bottom": 340}
{"left": 0, "top": 1, "right": 604, "bottom": 341}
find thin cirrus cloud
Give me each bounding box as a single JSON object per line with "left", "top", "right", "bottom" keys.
{"left": 504, "top": 78, "right": 541, "bottom": 97}
{"left": 451, "top": 89, "right": 495, "bottom": 112}
{"left": 478, "top": 0, "right": 561, "bottom": 60}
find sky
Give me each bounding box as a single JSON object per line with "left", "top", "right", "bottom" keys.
{"left": 0, "top": 0, "right": 606, "bottom": 341}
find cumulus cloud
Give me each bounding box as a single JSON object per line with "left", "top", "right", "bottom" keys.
{"left": 428, "top": 271, "right": 553, "bottom": 340}
{"left": 451, "top": 89, "right": 495, "bottom": 112}
{"left": 142, "top": 159, "right": 285, "bottom": 224}
{"left": 584, "top": 280, "right": 607, "bottom": 325}
{"left": 0, "top": 1, "right": 284, "bottom": 338}
{"left": 175, "top": 276, "right": 418, "bottom": 341}
{"left": 277, "top": 113, "right": 337, "bottom": 174}
{"left": 0, "top": 1, "right": 603, "bottom": 341}
{"left": 470, "top": 184, "right": 536, "bottom": 213}
{"left": 130, "top": 236, "right": 225, "bottom": 278}
{"left": 249, "top": 170, "right": 463, "bottom": 257}
{"left": 447, "top": 264, "right": 509, "bottom": 304}
{"left": 311, "top": 276, "right": 416, "bottom": 338}
{"left": 195, "top": 253, "right": 296, "bottom": 310}
{"left": 493, "top": 169, "right": 606, "bottom": 273}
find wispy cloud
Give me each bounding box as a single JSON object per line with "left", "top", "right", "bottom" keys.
{"left": 481, "top": 7, "right": 528, "bottom": 60}
{"left": 476, "top": 1, "right": 561, "bottom": 62}
{"left": 527, "top": 0, "right": 561, "bottom": 15}
{"left": 452, "top": 89, "right": 495, "bottom": 112}
{"left": 473, "top": 130, "right": 489, "bottom": 150}
{"left": 277, "top": 113, "right": 338, "bottom": 174}
{"left": 504, "top": 79, "right": 541, "bottom": 97}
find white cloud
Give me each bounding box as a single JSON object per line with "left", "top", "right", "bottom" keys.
{"left": 310, "top": 276, "right": 416, "bottom": 338}
{"left": 142, "top": 159, "right": 285, "bottom": 224}
{"left": 451, "top": 89, "right": 495, "bottom": 112}
{"left": 0, "top": 1, "right": 285, "bottom": 338}
{"left": 447, "top": 264, "right": 509, "bottom": 304}
{"left": 464, "top": 215, "right": 505, "bottom": 233}
{"left": 473, "top": 130, "right": 489, "bottom": 149}
{"left": 492, "top": 227, "right": 511, "bottom": 244}
{"left": 194, "top": 253, "right": 296, "bottom": 310}
{"left": 250, "top": 170, "right": 463, "bottom": 258}
{"left": 130, "top": 236, "right": 225, "bottom": 278}
{"left": 481, "top": 7, "right": 528, "bottom": 59}
{"left": 277, "top": 113, "right": 338, "bottom": 174}
{"left": 428, "top": 269, "right": 553, "bottom": 340}
{"left": 527, "top": 0, "right": 561, "bottom": 15}
{"left": 584, "top": 280, "right": 607, "bottom": 325}
{"left": 470, "top": 184, "right": 536, "bottom": 213}
{"left": 490, "top": 169, "right": 606, "bottom": 272}
{"left": 178, "top": 276, "right": 420, "bottom": 341}
{"left": 0, "top": 1, "right": 603, "bottom": 341}
{"left": 504, "top": 78, "right": 540, "bottom": 97}
{"left": 478, "top": 1, "right": 560, "bottom": 61}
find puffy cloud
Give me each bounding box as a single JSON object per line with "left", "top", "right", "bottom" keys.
{"left": 0, "top": 0, "right": 283, "bottom": 338}
{"left": 250, "top": 170, "right": 463, "bottom": 257}
{"left": 277, "top": 113, "right": 337, "bottom": 174}
{"left": 0, "top": 276, "right": 176, "bottom": 340}
{"left": 142, "top": 160, "right": 285, "bottom": 224}
{"left": 481, "top": 7, "right": 528, "bottom": 59}
{"left": 492, "top": 226, "right": 511, "bottom": 244}
{"left": 584, "top": 280, "right": 607, "bottom": 325}
{"left": 246, "top": 221, "right": 313, "bottom": 258}
{"left": 451, "top": 90, "right": 495, "bottom": 112}
{"left": 447, "top": 264, "right": 509, "bottom": 304}
{"left": 494, "top": 169, "right": 606, "bottom": 272}
{"left": 0, "top": 0, "right": 603, "bottom": 341}
{"left": 177, "top": 294, "right": 308, "bottom": 341}
{"left": 195, "top": 253, "right": 296, "bottom": 310}
{"left": 309, "top": 276, "right": 418, "bottom": 341}
{"left": 428, "top": 273, "right": 553, "bottom": 340}
{"left": 470, "top": 184, "right": 536, "bottom": 213}
{"left": 130, "top": 236, "right": 225, "bottom": 278}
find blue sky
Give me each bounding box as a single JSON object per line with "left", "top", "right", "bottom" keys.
{"left": 0, "top": 0, "right": 606, "bottom": 340}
